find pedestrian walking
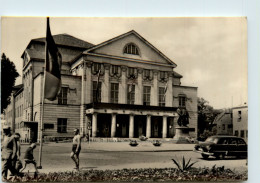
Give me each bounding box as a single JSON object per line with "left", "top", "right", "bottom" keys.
{"left": 13, "top": 133, "right": 23, "bottom": 173}
{"left": 1, "top": 126, "right": 18, "bottom": 180}
{"left": 70, "top": 128, "right": 81, "bottom": 170}
{"left": 20, "top": 143, "right": 38, "bottom": 173}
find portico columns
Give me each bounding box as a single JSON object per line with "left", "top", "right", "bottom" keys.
{"left": 92, "top": 113, "right": 98, "bottom": 137}
{"left": 111, "top": 113, "right": 117, "bottom": 137}
{"left": 162, "top": 115, "right": 168, "bottom": 138}
{"left": 129, "top": 114, "right": 134, "bottom": 138}
{"left": 146, "top": 115, "right": 151, "bottom": 138}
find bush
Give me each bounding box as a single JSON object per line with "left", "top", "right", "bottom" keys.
{"left": 129, "top": 140, "right": 138, "bottom": 146}
{"left": 9, "top": 167, "right": 247, "bottom": 182}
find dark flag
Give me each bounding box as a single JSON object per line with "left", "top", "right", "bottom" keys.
{"left": 44, "top": 17, "right": 62, "bottom": 101}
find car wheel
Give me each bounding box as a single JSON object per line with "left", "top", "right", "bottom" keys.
{"left": 202, "top": 154, "right": 209, "bottom": 159}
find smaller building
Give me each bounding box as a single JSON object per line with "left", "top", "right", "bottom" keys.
{"left": 213, "top": 109, "right": 233, "bottom": 135}
{"left": 232, "top": 105, "right": 248, "bottom": 142}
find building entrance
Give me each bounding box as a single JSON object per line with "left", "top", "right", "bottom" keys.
{"left": 151, "top": 116, "right": 162, "bottom": 138}
{"left": 134, "top": 115, "right": 146, "bottom": 137}
{"left": 97, "top": 114, "right": 111, "bottom": 137}
{"left": 116, "top": 115, "right": 129, "bottom": 137}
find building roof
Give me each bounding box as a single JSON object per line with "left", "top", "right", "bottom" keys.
{"left": 173, "top": 71, "right": 183, "bottom": 78}
{"left": 31, "top": 34, "right": 94, "bottom": 49}
{"left": 84, "top": 30, "right": 177, "bottom": 67}
{"left": 213, "top": 112, "right": 232, "bottom": 125}
{"left": 25, "top": 49, "right": 82, "bottom": 63}
{"left": 22, "top": 34, "right": 94, "bottom": 58}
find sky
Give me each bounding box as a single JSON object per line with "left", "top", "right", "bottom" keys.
{"left": 1, "top": 17, "right": 247, "bottom": 109}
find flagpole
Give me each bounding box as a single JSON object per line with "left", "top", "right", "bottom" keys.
{"left": 38, "top": 17, "right": 49, "bottom": 169}
{"left": 38, "top": 70, "right": 46, "bottom": 169}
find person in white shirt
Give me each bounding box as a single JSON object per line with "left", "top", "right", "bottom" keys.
{"left": 70, "top": 128, "right": 81, "bottom": 170}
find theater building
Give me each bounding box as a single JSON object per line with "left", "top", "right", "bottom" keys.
{"left": 3, "top": 30, "right": 198, "bottom": 142}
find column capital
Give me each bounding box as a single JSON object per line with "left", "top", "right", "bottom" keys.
{"left": 129, "top": 113, "right": 135, "bottom": 116}
{"left": 85, "top": 61, "right": 93, "bottom": 68}
{"left": 153, "top": 70, "right": 159, "bottom": 75}
{"left": 137, "top": 68, "right": 143, "bottom": 74}
{"left": 121, "top": 66, "right": 127, "bottom": 72}
{"left": 104, "top": 63, "right": 111, "bottom": 70}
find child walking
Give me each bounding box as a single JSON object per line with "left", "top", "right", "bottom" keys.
{"left": 20, "top": 143, "right": 38, "bottom": 173}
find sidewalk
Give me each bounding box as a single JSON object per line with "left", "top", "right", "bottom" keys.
{"left": 46, "top": 140, "right": 195, "bottom": 152}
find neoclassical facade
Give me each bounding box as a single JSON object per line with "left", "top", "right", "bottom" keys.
{"left": 3, "top": 30, "right": 197, "bottom": 142}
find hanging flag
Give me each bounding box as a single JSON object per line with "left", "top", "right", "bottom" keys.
{"left": 163, "top": 81, "right": 168, "bottom": 101}
{"left": 44, "top": 17, "right": 62, "bottom": 101}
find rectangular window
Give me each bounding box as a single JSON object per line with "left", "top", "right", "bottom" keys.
{"left": 143, "top": 86, "right": 151, "bottom": 106}
{"left": 237, "top": 111, "right": 242, "bottom": 122}
{"left": 44, "top": 123, "right": 54, "bottom": 130}
{"left": 58, "top": 87, "right": 68, "bottom": 105}
{"left": 234, "top": 130, "right": 239, "bottom": 137}
{"left": 222, "top": 124, "right": 225, "bottom": 130}
{"left": 179, "top": 96, "right": 186, "bottom": 107}
{"left": 92, "top": 81, "right": 102, "bottom": 102}
{"left": 240, "top": 130, "right": 245, "bottom": 138}
{"left": 158, "top": 87, "right": 165, "bottom": 106}
{"left": 127, "top": 84, "right": 135, "bottom": 104}
{"left": 57, "top": 118, "right": 67, "bottom": 133}
{"left": 111, "top": 83, "right": 119, "bottom": 103}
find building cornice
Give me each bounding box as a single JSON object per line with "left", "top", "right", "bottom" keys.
{"left": 85, "top": 52, "right": 175, "bottom": 68}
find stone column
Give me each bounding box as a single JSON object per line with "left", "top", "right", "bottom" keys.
{"left": 85, "top": 62, "right": 92, "bottom": 103}
{"left": 146, "top": 115, "right": 151, "bottom": 138}
{"left": 119, "top": 66, "right": 127, "bottom": 104}
{"left": 162, "top": 115, "right": 168, "bottom": 138}
{"left": 111, "top": 113, "right": 117, "bottom": 137}
{"left": 80, "top": 62, "right": 86, "bottom": 135}
{"left": 151, "top": 70, "right": 158, "bottom": 106}
{"left": 102, "top": 64, "right": 110, "bottom": 103}
{"left": 166, "top": 73, "right": 173, "bottom": 107}
{"left": 136, "top": 68, "right": 143, "bottom": 105}
{"left": 129, "top": 114, "right": 134, "bottom": 138}
{"left": 92, "top": 113, "right": 97, "bottom": 137}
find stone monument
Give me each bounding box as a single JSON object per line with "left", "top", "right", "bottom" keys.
{"left": 173, "top": 107, "right": 195, "bottom": 143}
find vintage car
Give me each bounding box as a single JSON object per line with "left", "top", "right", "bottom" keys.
{"left": 194, "top": 135, "right": 247, "bottom": 159}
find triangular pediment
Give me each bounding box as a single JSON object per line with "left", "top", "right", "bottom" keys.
{"left": 84, "top": 30, "right": 176, "bottom": 67}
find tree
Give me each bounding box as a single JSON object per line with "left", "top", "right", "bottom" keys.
{"left": 197, "top": 97, "right": 220, "bottom": 140}
{"left": 1, "top": 53, "right": 19, "bottom": 113}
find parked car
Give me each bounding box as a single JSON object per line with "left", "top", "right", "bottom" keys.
{"left": 194, "top": 135, "right": 247, "bottom": 159}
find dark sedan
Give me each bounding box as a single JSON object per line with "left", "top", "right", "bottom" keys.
{"left": 194, "top": 135, "right": 247, "bottom": 159}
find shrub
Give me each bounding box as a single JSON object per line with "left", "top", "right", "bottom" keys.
{"left": 152, "top": 140, "right": 161, "bottom": 146}
{"left": 129, "top": 140, "right": 138, "bottom": 146}
{"left": 171, "top": 156, "right": 197, "bottom": 172}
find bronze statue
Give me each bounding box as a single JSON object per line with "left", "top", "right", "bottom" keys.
{"left": 177, "top": 107, "right": 190, "bottom": 127}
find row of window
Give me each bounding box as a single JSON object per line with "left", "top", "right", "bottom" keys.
{"left": 43, "top": 118, "right": 67, "bottom": 133}
{"left": 234, "top": 130, "right": 248, "bottom": 138}
{"left": 92, "top": 82, "right": 186, "bottom": 107}
{"left": 58, "top": 83, "right": 186, "bottom": 107}
{"left": 15, "top": 105, "right": 23, "bottom": 118}
{"left": 15, "top": 93, "right": 23, "bottom": 102}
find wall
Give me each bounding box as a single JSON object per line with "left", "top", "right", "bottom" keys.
{"left": 232, "top": 106, "right": 248, "bottom": 141}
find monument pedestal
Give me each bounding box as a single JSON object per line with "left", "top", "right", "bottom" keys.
{"left": 172, "top": 126, "right": 195, "bottom": 144}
